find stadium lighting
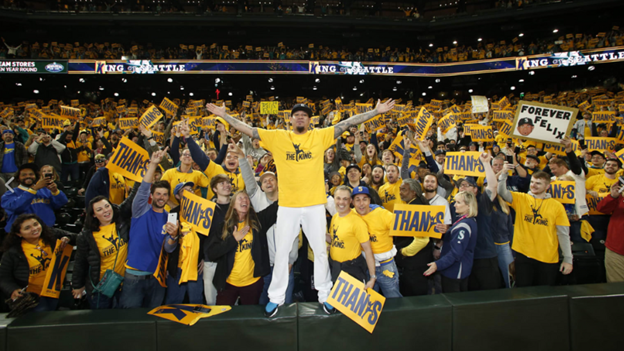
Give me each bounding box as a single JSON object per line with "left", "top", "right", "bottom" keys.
{"left": 468, "top": 89, "right": 473, "bottom": 93}
{"left": 510, "top": 86, "right": 516, "bottom": 90}
{"left": 571, "top": 75, "right": 577, "bottom": 78}
{"left": 519, "top": 79, "right": 524, "bottom": 83}
{"left": 167, "top": 78, "right": 173, "bottom": 83}
{"left": 428, "top": 86, "right": 433, "bottom": 89}
{"left": 477, "top": 38, "right": 482, "bottom": 42}
{"left": 393, "top": 87, "right": 398, "bottom": 91}
{"left": 519, "top": 33, "right": 524, "bottom": 37}
{"left": 228, "top": 92, "right": 233, "bottom": 96}
{"left": 353, "top": 86, "right": 357, "bottom": 91}
{"left": 268, "top": 78, "right": 273, "bottom": 83}
{"left": 152, "top": 92, "right": 156, "bottom": 96}
{"left": 313, "top": 86, "right": 317, "bottom": 90}
{"left": 180, "top": 86, "right": 185, "bottom": 90}
{"left": 315, "top": 78, "right": 320, "bottom": 83}
{"left": 397, "top": 80, "right": 402, "bottom": 84}
{"left": 114, "top": 92, "right": 119, "bottom": 97}
{"left": 553, "top": 29, "right": 559, "bottom": 33}
{"left": 453, "top": 41, "right": 458, "bottom": 45}
{"left": 79, "top": 78, "right": 85, "bottom": 83}
{"left": 528, "top": 71, "right": 535, "bottom": 75}
{"left": 189, "top": 93, "right": 194, "bottom": 96}
{"left": 422, "top": 92, "right": 427, "bottom": 96}
{"left": 64, "top": 85, "right": 67, "bottom": 89}
{"left": 15, "top": 83, "right": 22, "bottom": 86}
{"left": 360, "top": 93, "right": 364, "bottom": 96}
{"left": 121, "top": 78, "right": 127, "bottom": 83}
{"left": 33, "top": 90, "right": 39, "bottom": 94}
{"left": 99, "top": 86, "right": 105, "bottom": 91}
{"left": 360, "top": 79, "right": 365, "bottom": 84}
{"left": 588, "top": 66, "right": 595, "bottom": 71}
{"left": 270, "top": 86, "right": 275, "bottom": 90}
{"left": 215, "top": 78, "right": 221, "bottom": 83}
{"left": 39, "top": 77, "right": 44, "bottom": 81}
{"left": 429, "top": 43, "right": 434, "bottom": 47}
{"left": 435, "top": 79, "right": 441, "bottom": 83}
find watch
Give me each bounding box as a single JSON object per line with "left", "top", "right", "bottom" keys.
{"left": 370, "top": 275, "right": 377, "bottom": 280}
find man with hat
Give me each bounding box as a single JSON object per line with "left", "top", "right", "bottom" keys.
{"left": 524, "top": 154, "right": 542, "bottom": 175}
{"left": 0, "top": 129, "right": 27, "bottom": 185}
{"left": 572, "top": 111, "right": 594, "bottom": 140}
{"left": 586, "top": 150, "right": 607, "bottom": 178}
{"left": 28, "top": 130, "right": 65, "bottom": 175}
{"left": 345, "top": 163, "right": 366, "bottom": 189}
{"left": 517, "top": 117, "right": 535, "bottom": 137}
{"left": 1, "top": 163, "right": 68, "bottom": 232}
{"left": 84, "top": 153, "right": 127, "bottom": 207}
{"left": 207, "top": 98, "right": 394, "bottom": 316}
{"left": 352, "top": 186, "right": 402, "bottom": 298}
{"left": 78, "top": 153, "right": 107, "bottom": 196}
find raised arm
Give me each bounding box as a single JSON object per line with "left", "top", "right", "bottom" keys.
{"left": 497, "top": 163, "right": 514, "bottom": 203}
{"left": 480, "top": 152, "right": 497, "bottom": 200}
{"left": 333, "top": 99, "right": 395, "bottom": 139}
{"left": 206, "top": 103, "right": 259, "bottom": 139}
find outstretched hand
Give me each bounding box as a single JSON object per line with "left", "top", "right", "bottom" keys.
{"left": 375, "top": 99, "right": 395, "bottom": 114}
{"left": 151, "top": 146, "right": 169, "bottom": 164}
{"left": 206, "top": 103, "right": 227, "bottom": 118}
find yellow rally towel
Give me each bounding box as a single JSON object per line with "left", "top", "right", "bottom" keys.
{"left": 178, "top": 224, "right": 201, "bottom": 285}
{"left": 580, "top": 220, "right": 594, "bottom": 243}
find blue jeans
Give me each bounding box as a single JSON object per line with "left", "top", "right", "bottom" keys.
{"left": 165, "top": 269, "right": 204, "bottom": 304}
{"left": 260, "top": 265, "right": 294, "bottom": 305}
{"left": 32, "top": 296, "right": 58, "bottom": 312}
{"left": 119, "top": 271, "right": 165, "bottom": 309}
{"left": 496, "top": 243, "right": 514, "bottom": 288}
{"left": 373, "top": 260, "right": 403, "bottom": 298}
{"left": 88, "top": 287, "right": 121, "bottom": 309}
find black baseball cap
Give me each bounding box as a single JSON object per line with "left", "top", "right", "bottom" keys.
{"left": 590, "top": 151, "right": 605, "bottom": 158}
{"left": 346, "top": 163, "right": 361, "bottom": 174}
{"left": 519, "top": 118, "right": 534, "bottom": 126}
{"left": 434, "top": 150, "right": 446, "bottom": 156}
{"left": 291, "top": 104, "right": 313, "bottom": 117}
{"left": 526, "top": 154, "right": 540, "bottom": 162}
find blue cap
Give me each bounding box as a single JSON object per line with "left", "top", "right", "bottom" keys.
{"left": 2, "top": 129, "right": 14, "bottom": 135}
{"left": 174, "top": 181, "right": 195, "bottom": 196}
{"left": 351, "top": 186, "right": 370, "bottom": 198}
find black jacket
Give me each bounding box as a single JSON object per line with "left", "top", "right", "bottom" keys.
{"left": 72, "top": 182, "right": 139, "bottom": 293}
{"left": 59, "top": 123, "right": 80, "bottom": 164}
{"left": 207, "top": 202, "right": 278, "bottom": 291}
{"left": 394, "top": 198, "right": 434, "bottom": 270}
{"left": 0, "top": 141, "right": 27, "bottom": 171}
{"left": 0, "top": 228, "right": 76, "bottom": 298}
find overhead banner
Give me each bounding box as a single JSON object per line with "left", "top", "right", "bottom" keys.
{"left": 180, "top": 191, "right": 216, "bottom": 235}
{"left": 510, "top": 101, "right": 577, "bottom": 144}
{"left": 106, "top": 137, "right": 150, "bottom": 182}
{"left": 325, "top": 271, "right": 386, "bottom": 334}
{"left": 390, "top": 204, "right": 445, "bottom": 239}
{"left": 547, "top": 181, "right": 575, "bottom": 204}
{"left": 0, "top": 60, "right": 68, "bottom": 74}
{"left": 444, "top": 151, "right": 485, "bottom": 177}
{"left": 39, "top": 240, "right": 73, "bottom": 299}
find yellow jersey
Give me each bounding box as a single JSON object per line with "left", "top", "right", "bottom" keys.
{"left": 329, "top": 212, "right": 369, "bottom": 263}
{"left": 352, "top": 207, "right": 395, "bottom": 254}
{"left": 227, "top": 225, "right": 259, "bottom": 287}
{"left": 22, "top": 239, "right": 53, "bottom": 295}
{"left": 93, "top": 223, "right": 128, "bottom": 279}
{"left": 586, "top": 174, "right": 618, "bottom": 194}
{"left": 378, "top": 180, "right": 404, "bottom": 212}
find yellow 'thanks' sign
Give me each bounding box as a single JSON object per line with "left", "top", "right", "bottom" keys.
{"left": 260, "top": 101, "right": 279, "bottom": 115}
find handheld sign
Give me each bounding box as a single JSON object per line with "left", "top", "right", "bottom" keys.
{"left": 180, "top": 191, "right": 216, "bottom": 236}
{"left": 363, "top": 114, "right": 385, "bottom": 133}
{"left": 391, "top": 204, "right": 445, "bottom": 239}
{"left": 438, "top": 114, "right": 456, "bottom": 134}
{"left": 584, "top": 137, "right": 617, "bottom": 153}
{"left": 326, "top": 271, "right": 386, "bottom": 334}
{"left": 592, "top": 111, "right": 615, "bottom": 124}
{"left": 586, "top": 192, "right": 608, "bottom": 215}
{"left": 160, "top": 97, "right": 179, "bottom": 118}
{"left": 470, "top": 125, "right": 494, "bottom": 142}
{"left": 510, "top": 101, "right": 577, "bottom": 144}
{"left": 148, "top": 304, "right": 231, "bottom": 326}
{"left": 444, "top": 151, "right": 485, "bottom": 176}
{"left": 497, "top": 121, "right": 513, "bottom": 137}
{"left": 39, "top": 240, "right": 73, "bottom": 299}
{"left": 471, "top": 96, "right": 488, "bottom": 113}
{"left": 202, "top": 117, "right": 216, "bottom": 130}
{"left": 413, "top": 107, "right": 435, "bottom": 141}
{"left": 91, "top": 117, "right": 107, "bottom": 127}
{"left": 616, "top": 148, "right": 624, "bottom": 165}
{"left": 260, "top": 101, "right": 279, "bottom": 115}
{"left": 60, "top": 106, "right": 81, "bottom": 119}
{"left": 41, "top": 116, "right": 65, "bottom": 130}
{"left": 119, "top": 118, "right": 139, "bottom": 130}
{"left": 106, "top": 137, "right": 150, "bottom": 183}
{"left": 547, "top": 181, "right": 575, "bottom": 204}
{"left": 140, "top": 105, "right": 164, "bottom": 130}
{"left": 543, "top": 140, "right": 580, "bottom": 156}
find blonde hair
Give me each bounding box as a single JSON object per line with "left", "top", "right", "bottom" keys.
{"left": 495, "top": 195, "right": 510, "bottom": 215}
{"left": 455, "top": 191, "right": 478, "bottom": 218}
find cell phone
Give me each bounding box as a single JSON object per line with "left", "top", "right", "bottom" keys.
{"left": 506, "top": 155, "right": 514, "bottom": 164}
{"left": 168, "top": 212, "right": 177, "bottom": 225}
{"left": 619, "top": 176, "right": 624, "bottom": 186}
{"left": 44, "top": 173, "right": 52, "bottom": 179}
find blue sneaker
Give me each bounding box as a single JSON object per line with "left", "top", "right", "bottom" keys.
{"left": 322, "top": 302, "right": 337, "bottom": 315}
{"left": 264, "top": 302, "right": 279, "bottom": 318}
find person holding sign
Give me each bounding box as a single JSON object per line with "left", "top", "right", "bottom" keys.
{"left": 351, "top": 186, "right": 402, "bottom": 298}
{"left": 329, "top": 187, "right": 377, "bottom": 295}
{"left": 71, "top": 184, "right": 139, "bottom": 309}
{"left": 207, "top": 191, "right": 278, "bottom": 306}
{"left": 597, "top": 182, "right": 624, "bottom": 283}
{"left": 585, "top": 158, "right": 621, "bottom": 256}
{"left": 497, "top": 171, "right": 573, "bottom": 286}
{"left": 206, "top": 99, "right": 394, "bottom": 317}
{"left": 0, "top": 214, "right": 74, "bottom": 312}
{"left": 119, "top": 147, "right": 178, "bottom": 309}
{"left": 423, "top": 191, "right": 478, "bottom": 293}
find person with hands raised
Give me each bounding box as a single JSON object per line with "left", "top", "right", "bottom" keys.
{"left": 1, "top": 163, "right": 68, "bottom": 233}
{"left": 597, "top": 181, "right": 624, "bottom": 282}
{"left": 118, "top": 147, "right": 174, "bottom": 309}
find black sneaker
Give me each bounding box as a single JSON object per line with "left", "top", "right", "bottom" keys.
{"left": 322, "top": 302, "right": 337, "bottom": 315}
{"left": 264, "top": 302, "right": 279, "bottom": 318}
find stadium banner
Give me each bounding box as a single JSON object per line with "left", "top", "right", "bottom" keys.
{"left": 510, "top": 101, "right": 578, "bottom": 145}
{"left": 0, "top": 60, "right": 68, "bottom": 74}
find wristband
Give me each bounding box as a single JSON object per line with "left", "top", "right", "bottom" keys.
{"left": 168, "top": 234, "right": 178, "bottom": 241}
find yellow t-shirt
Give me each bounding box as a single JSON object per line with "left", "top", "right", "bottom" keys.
{"left": 510, "top": 192, "right": 570, "bottom": 264}
{"left": 223, "top": 169, "right": 245, "bottom": 194}
{"left": 22, "top": 239, "right": 53, "bottom": 295}
{"left": 161, "top": 168, "right": 210, "bottom": 206}
{"left": 109, "top": 171, "right": 127, "bottom": 206}
{"left": 227, "top": 225, "right": 259, "bottom": 287}
{"left": 258, "top": 127, "right": 335, "bottom": 207}
{"left": 329, "top": 212, "right": 369, "bottom": 263}
{"left": 177, "top": 229, "right": 200, "bottom": 284}
{"left": 378, "top": 180, "right": 404, "bottom": 212}
{"left": 586, "top": 167, "right": 605, "bottom": 179}
{"left": 93, "top": 223, "right": 128, "bottom": 279}
{"left": 202, "top": 161, "right": 227, "bottom": 200}
{"left": 76, "top": 141, "right": 92, "bottom": 163}
{"left": 585, "top": 174, "right": 618, "bottom": 194}
{"left": 352, "top": 207, "right": 395, "bottom": 254}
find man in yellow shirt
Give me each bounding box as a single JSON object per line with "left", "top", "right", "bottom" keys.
{"left": 160, "top": 148, "right": 210, "bottom": 208}
{"left": 329, "top": 186, "right": 377, "bottom": 286}
{"left": 352, "top": 186, "right": 401, "bottom": 298}
{"left": 207, "top": 98, "right": 394, "bottom": 316}
{"left": 585, "top": 158, "right": 621, "bottom": 252}
{"left": 497, "top": 170, "right": 573, "bottom": 286}
{"left": 379, "top": 164, "right": 403, "bottom": 212}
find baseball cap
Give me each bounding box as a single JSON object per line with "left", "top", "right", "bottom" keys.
{"left": 291, "top": 104, "right": 313, "bottom": 117}
{"left": 63, "top": 120, "right": 72, "bottom": 127}
{"left": 526, "top": 154, "right": 540, "bottom": 162}
{"left": 259, "top": 171, "right": 277, "bottom": 184}
{"left": 434, "top": 150, "right": 446, "bottom": 156}
{"left": 519, "top": 117, "right": 534, "bottom": 126}
{"left": 174, "top": 181, "right": 195, "bottom": 196}
{"left": 2, "top": 129, "right": 14, "bottom": 135}
{"left": 94, "top": 154, "right": 107, "bottom": 163}
{"left": 458, "top": 177, "right": 478, "bottom": 188}
{"left": 351, "top": 186, "right": 370, "bottom": 198}
{"left": 346, "top": 163, "right": 361, "bottom": 174}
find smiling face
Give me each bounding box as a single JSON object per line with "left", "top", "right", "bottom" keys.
{"left": 225, "top": 152, "right": 239, "bottom": 172}
{"left": 18, "top": 168, "right": 37, "bottom": 187}
{"left": 233, "top": 192, "right": 250, "bottom": 216}
{"left": 92, "top": 199, "right": 114, "bottom": 226}
{"left": 529, "top": 177, "right": 549, "bottom": 195}
{"left": 366, "top": 144, "right": 376, "bottom": 158}
{"left": 180, "top": 149, "right": 192, "bottom": 165}
{"left": 261, "top": 174, "right": 277, "bottom": 193}
{"left": 334, "top": 189, "right": 352, "bottom": 215}
{"left": 2, "top": 132, "right": 14, "bottom": 143}
{"left": 347, "top": 167, "right": 361, "bottom": 183}
{"left": 151, "top": 187, "right": 169, "bottom": 210}
{"left": 353, "top": 194, "right": 370, "bottom": 215}
{"left": 518, "top": 124, "right": 534, "bottom": 136}
{"left": 423, "top": 174, "right": 438, "bottom": 193}
{"left": 17, "top": 218, "right": 43, "bottom": 242}
{"left": 372, "top": 167, "right": 384, "bottom": 183}
{"left": 214, "top": 179, "right": 233, "bottom": 197}
{"left": 453, "top": 194, "right": 469, "bottom": 216}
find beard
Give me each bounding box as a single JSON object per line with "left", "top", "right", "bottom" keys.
{"left": 295, "top": 126, "right": 306, "bottom": 133}
{"left": 424, "top": 187, "right": 436, "bottom": 193}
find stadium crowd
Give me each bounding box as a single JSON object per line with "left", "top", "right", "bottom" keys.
{"left": 0, "top": 84, "right": 623, "bottom": 315}
{"left": 2, "top": 24, "right": 622, "bottom": 63}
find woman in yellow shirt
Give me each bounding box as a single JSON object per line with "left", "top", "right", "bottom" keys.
{"left": 207, "top": 191, "right": 278, "bottom": 305}
{"left": 71, "top": 183, "right": 138, "bottom": 309}
{"left": 0, "top": 214, "right": 73, "bottom": 313}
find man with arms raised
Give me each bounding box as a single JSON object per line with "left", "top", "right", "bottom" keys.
{"left": 207, "top": 98, "right": 394, "bottom": 316}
